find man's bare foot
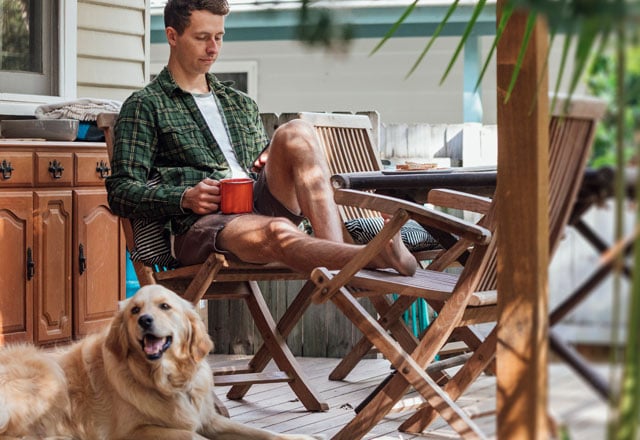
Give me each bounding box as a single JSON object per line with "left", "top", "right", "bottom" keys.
{"left": 372, "top": 231, "right": 418, "bottom": 276}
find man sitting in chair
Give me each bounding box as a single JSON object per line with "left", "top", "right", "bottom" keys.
{"left": 106, "top": 0, "right": 416, "bottom": 277}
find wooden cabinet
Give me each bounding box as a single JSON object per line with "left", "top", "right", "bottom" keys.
{"left": 0, "top": 141, "right": 126, "bottom": 346}
{"left": 34, "top": 190, "right": 73, "bottom": 344}
{"left": 0, "top": 193, "right": 34, "bottom": 344}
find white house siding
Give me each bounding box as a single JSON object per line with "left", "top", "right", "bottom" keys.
{"left": 152, "top": 34, "right": 580, "bottom": 126}
{"left": 152, "top": 36, "right": 496, "bottom": 125}
{"left": 76, "top": 0, "right": 150, "bottom": 101}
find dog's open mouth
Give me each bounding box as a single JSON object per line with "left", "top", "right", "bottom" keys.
{"left": 140, "top": 334, "right": 173, "bottom": 360}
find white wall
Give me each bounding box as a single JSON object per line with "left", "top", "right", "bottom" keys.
{"left": 152, "top": 36, "right": 496, "bottom": 124}
{"left": 152, "top": 34, "right": 582, "bottom": 125}
{"left": 77, "top": 0, "right": 150, "bottom": 101}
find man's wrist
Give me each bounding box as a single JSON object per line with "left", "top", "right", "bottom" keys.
{"left": 179, "top": 186, "right": 192, "bottom": 214}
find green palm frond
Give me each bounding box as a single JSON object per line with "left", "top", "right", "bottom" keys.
{"left": 503, "top": 12, "right": 537, "bottom": 102}
{"left": 369, "top": 0, "right": 419, "bottom": 56}
{"left": 475, "top": 1, "right": 514, "bottom": 91}
{"left": 405, "top": 0, "right": 461, "bottom": 79}
{"left": 438, "top": 0, "right": 488, "bottom": 85}
{"left": 567, "top": 18, "right": 607, "bottom": 98}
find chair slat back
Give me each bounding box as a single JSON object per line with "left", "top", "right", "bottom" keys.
{"left": 297, "top": 112, "right": 383, "bottom": 221}
{"left": 473, "top": 96, "right": 606, "bottom": 292}
{"left": 548, "top": 96, "right": 606, "bottom": 255}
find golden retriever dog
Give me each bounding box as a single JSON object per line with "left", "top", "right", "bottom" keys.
{"left": 0, "top": 285, "right": 323, "bottom": 440}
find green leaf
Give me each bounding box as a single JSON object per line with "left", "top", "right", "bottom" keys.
{"left": 567, "top": 18, "right": 603, "bottom": 99}
{"left": 528, "top": 30, "right": 555, "bottom": 115}
{"left": 549, "top": 23, "right": 575, "bottom": 113}
{"left": 474, "top": 1, "right": 514, "bottom": 91}
{"left": 405, "top": 0, "right": 461, "bottom": 78}
{"left": 439, "top": 0, "right": 488, "bottom": 85}
{"left": 369, "top": 0, "right": 419, "bottom": 57}
{"left": 504, "top": 12, "right": 537, "bottom": 103}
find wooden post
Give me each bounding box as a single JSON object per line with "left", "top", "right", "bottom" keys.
{"left": 495, "top": 1, "right": 549, "bottom": 438}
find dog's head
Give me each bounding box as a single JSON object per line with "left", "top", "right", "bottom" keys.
{"left": 106, "top": 285, "right": 213, "bottom": 367}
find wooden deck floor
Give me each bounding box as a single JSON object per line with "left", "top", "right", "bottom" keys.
{"left": 209, "top": 355, "right": 609, "bottom": 439}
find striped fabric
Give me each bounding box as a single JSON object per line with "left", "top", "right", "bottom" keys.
{"left": 128, "top": 174, "right": 178, "bottom": 268}
{"left": 344, "top": 217, "right": 440, "bottom": 252}
{"left": 130, "top": 218, "right": 178, "bottom": 268}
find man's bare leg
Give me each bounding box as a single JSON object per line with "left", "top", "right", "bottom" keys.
{"left": 262, "top": 119, "right": 344, "bottom": 242}
{"left": 217, "top": 215, "right": 417, "bottom": 276}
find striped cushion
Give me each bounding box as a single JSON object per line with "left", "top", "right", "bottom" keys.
{"left": 129, "top": 218, "right": 178, "bottom": 268}
{"left": 128, "top": 173, "right": 178, "bottom": 268}
{"left": 344, "top": 217, "right": 440, "bottom": 252}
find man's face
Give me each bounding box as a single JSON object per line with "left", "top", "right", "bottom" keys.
{"left": 166, "top": 10, "right": 225, "bottom": 76}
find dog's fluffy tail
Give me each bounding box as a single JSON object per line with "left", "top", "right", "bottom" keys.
{"left": 0, "top": 345, "right": 68, "bottom": 436}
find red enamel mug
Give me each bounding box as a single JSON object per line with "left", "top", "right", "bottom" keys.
{"left": 219, "top": 178, "right": 254, "bottom": 214}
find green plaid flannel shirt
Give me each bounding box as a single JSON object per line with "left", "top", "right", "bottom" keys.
{"left": 106, "top": 67, "right": 269, "bottom": 235}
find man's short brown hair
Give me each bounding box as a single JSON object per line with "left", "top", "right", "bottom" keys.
{"left": 164, "top": 0, "right": 230, "bottom": 34}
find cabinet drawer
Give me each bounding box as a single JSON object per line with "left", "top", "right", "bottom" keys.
{"left": 75, "top": 152, "right": 111, "bottom": 186}
{"left": 35, "top": 152, "right": 73, "bottom": 186}
{"left": 0, "top": 152, "right": 33, "bottom": 187}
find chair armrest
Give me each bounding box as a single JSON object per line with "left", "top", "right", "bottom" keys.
{"left": 428, "top": 189, "right": 492, "bottom": 214}
{"left": 334, "top": 189, "right": 491, "bottom": 245}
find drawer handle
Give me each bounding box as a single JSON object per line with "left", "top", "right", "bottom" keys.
{"left": 48, "top": 160, "right": 65, "bottom": 179}
{"left": 79, "top": 244, "right": 87, "bottom": 275}
{"left": 96, "top": 160, "right": 111, "bottom": 179}
{"left": 27, "top": 247, "right": 35, "bottom": 280}
{"left": 1, "top": 159, "right": 14, "bottom": 179}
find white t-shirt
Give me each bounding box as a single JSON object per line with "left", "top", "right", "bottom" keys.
{"left": 193, "top": 92, "right": 248, "bottom": 178}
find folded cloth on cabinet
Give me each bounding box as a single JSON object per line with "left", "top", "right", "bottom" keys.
{"left": 35, "top": 98, "right": 122, "bottom": 121}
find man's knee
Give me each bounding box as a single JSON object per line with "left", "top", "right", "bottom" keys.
{"left": 263, "top": 216, "right": 305, "bottom": 244}
{"left": 276, "top": 118, "right": 314, "bottom": 138}
{"left": 271, "top": 119, "right": 318, "bottom": 156}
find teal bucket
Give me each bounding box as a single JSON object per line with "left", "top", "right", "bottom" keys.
{"left": 125, "top": 251, "right": 140, "bottom": 298}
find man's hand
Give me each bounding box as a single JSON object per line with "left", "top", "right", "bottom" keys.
{"left": 181, "top": 178, "right": 221, "bottom": 214}
{"left": 251, "top": 147, "right": 269, "bottom": 173}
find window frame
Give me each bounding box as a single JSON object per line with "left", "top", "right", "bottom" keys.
{"left": 150, "top": 60, "right": 258, "bottom": 100}
{"left": 0, "top": 0, "right": 77, "bottom": 116}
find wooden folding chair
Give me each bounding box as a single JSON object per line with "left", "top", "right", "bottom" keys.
{"left": 304, "top": 95, "right": 606, "bottom": 439}
{"left": 296, "top": 111, "right": 445, "bottom": 262}
{"left": 213, "top": 112, "right": 451, "bottom": 401}
{"left": 324, "top": 96, "right": 609, "bottom": 382}
{"left": 395, "top": 95, "right": 607, "bottom": 434}
{"left": 96, "top": 112, "right": 328, "bottom": 413}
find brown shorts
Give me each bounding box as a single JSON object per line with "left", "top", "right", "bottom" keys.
{"left": 173, "top": 171, "right": 305, "bottom": 266}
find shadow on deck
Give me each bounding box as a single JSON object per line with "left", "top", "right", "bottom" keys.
{"left": 208, "top": 355, "right": 608, "bottom": 439}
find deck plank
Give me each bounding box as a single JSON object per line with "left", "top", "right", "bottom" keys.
{"left": 208, "top": 355, "right": 607, "bottom": 439}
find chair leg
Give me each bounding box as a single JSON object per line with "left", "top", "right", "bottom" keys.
{"left": 452, "top": 326, "right": 496, "bottom": 375}
{"left": 183, "top": 253, "right": 225, "bottom": 303}
{"left": 331, "top": 294, "right": 449, "bottom": 386}
{"left": 329, "top": 294, "right": 420, "bottom": 380}
{"left": 227, "top": 281, "right": 328, "bottom": 412}
{"left": 226, "top": 281, "right": 316, "bottom": 398}
{"left": 399, "top": 328, "right": 498, "bottom": 433}
{"left": 329, "top": 287, "right": 485, "bottom": 440}
{"left": 212, "top": 390, "right": 230, "bottom": 418}
{"left": 549, "top": 329, "right": 610, "bottom": 400}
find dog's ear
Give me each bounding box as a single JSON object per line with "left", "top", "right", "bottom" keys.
{"left": 105, "top": 307, "right": 129, "bottom": 360}
{"left": 187, "top": 308, "right": 213, "bottom": 362}
{"left": 117, "top": 297, "right": 130, "bottom": 310}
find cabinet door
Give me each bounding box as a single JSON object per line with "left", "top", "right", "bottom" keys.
{"left": 34, "top": 191, "right": 73, "bottom": 344}
{"left": 74, "top": 189, "right": 125, "bottom": 337}
{"left": 0, "top": 192, "right": 34, "bottom": 345}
